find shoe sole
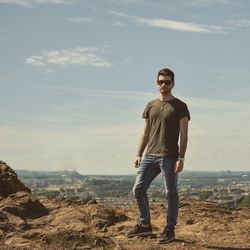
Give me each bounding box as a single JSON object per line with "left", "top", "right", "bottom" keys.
{"left": 127, "top": 231, "right": 153, "bottom": 238}
{"left": 157, "top": 236, "right": 175, "bottom": 244}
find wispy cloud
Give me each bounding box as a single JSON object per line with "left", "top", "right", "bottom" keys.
{"left": 187, "top": 0, "right": 232, "bottom": 6}
{"left": 108, "top": 10, "right": 226, "bottom": 33}
{"left": 67, "top": 17, "right": 94, "bottom": 24}
{"left": 25, "top": 47, "right": 112, "bottom": 68}
{"left": 0, "top": 0, "right": 74, "bottom": 7}
{"left": 137, "top": 18, "right": 225, "bottom": 33}
{"left": 225, "top": 19, "right": 250, "bottom": 28}
{"left": 109, "top": 0, "right": 164, "bottom": 9}
{"left": 25, "top": 84, "right": 154, "bottom": 101}
{"left": 217, "top": 75, "right": 228, "bottom": 80}
{"left": 112, "top": 22, "right": 126, "bottom": 27}
{"left": 109, "top": 0, "right": 144, "bottom": 4}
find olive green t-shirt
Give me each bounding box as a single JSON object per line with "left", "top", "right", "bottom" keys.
{"left": 142, "top": 98, "right": 190, "bottom": 158}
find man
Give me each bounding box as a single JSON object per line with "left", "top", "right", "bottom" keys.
{"left": 127, "top": 68, "right": 190, "bottom": 244}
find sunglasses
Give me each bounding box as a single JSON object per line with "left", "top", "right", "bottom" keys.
{"left": 157, "top": 80, "right": 172, "bottom": 85}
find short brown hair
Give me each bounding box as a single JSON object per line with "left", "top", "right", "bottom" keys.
{"left": 157, "top": 68, "right": 175, "bottom": 82}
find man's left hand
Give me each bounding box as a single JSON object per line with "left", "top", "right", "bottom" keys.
{"left": 174, "top": 160, "right": 184, "bottom": 173}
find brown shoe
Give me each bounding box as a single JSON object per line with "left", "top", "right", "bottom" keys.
{"left": 127, "top": 223, "right": 152, "bottom": 238}
{"left": 157, "top": 226, "right": 175, "bottom": 244}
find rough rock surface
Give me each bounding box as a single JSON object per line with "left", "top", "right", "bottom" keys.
{"left": 0, "top": 161, "right": 31, "bottom": 198}
{"left": 0, "top": 197, "right": 249, "bottom": 249}
{"left": 0, "top": 192, "right": 48, "bottom": 220}
{"left": 0, "top": 162, "right": 249, "bottom": 249}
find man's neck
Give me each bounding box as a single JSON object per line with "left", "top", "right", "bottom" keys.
{"left": 159, "top": 93, "right": 174, "bottom": 101}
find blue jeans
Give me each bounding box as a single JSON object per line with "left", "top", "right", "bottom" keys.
{"left": 132, "top": 155, "right": 179, "bottom": 229}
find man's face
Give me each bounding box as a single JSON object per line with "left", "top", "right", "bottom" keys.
{"left": 157, "top": 75, "right": 175, "bottom": 94}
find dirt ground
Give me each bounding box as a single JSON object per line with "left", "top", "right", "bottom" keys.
{"left": 0, "top": 193, "right": 249, "bottom": 250}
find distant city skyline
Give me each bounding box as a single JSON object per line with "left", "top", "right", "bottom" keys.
{"left": 0, "top": 0, "right": 250, "bottom": 174}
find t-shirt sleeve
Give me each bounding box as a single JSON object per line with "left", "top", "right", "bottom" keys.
{"left": 142, "top": 102, "right": 151, "bottom": 118}
{"left": 179, "top": 103, "right": 191, "bottom": 121}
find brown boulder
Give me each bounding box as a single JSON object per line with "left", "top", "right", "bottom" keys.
{"left": 0, "top": 161, "right": 31, "bottom": 198}
{"left": 0, "top": 192, "right": 48, "bottom": 220}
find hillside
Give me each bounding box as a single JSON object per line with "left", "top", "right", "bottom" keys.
{"left": 0, "top": 161, "right": 249, "bottom": 250}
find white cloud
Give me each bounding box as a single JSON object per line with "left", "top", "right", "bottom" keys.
{"left": 0, "top": 0, "right": 74, "bottom": 7}
{"left": 109, "top": 0, "right": 164, "bottom": 9}
{"left": 112, "top": 22, "right": 126, "bottom": 27}
{"left": 136, "top": 18, "right": 225, "bottom": 33}
{"left": 25, "top": 47, "right": 112, "bottom": 68}
{"left": 67, "top": 17, "right": 94, "bottom": 23}
{"left": 217, "top": 75, "right": 227, "bottom": 80}
{"left": 188, "top": 0, "right": 232, "bottom": 6}
{"left": 108, "top": 10, "right": 133, "bottom": 18}
{"left": 25, "top": 84, "right": 154, "bottom": 101}
{"left": 108, "top": 10, "right": 226, "bottom": 33}
{"left": 25, "top": 55, "right": 46, "bottom": 66}
{"left": 109, "top": 0, "right": 144, "bottom": 4}
{"left": 225, "top": 19, "right": 250, "bottom": 28}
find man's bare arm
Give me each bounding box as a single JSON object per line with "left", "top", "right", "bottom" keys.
{"left": 134, "top": 119, "right": 150, "bottom": 168}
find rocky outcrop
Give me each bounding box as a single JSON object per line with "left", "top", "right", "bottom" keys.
{"left": 0, "top": 161, "right": 249, "bottom": 249}
{"left": 0, "top": 161, "right": 31, "bottom": 198}
{"left": 0, "top": 197, "right": 248, "bottom": 250}
{"left": 0, "top": 198, "right": 127, "bottom": 249}
{"left": 0, "top": 192, "right": 48, "bottom": 220}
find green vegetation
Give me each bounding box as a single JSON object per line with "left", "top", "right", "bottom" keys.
{"left": 237, "top": 195, "right": 250, "bottom": 208}
{"left": 34, "top": 190, "right": 60, "bottom": 199}
{"left": 86, "top": 179, "right": 133, "bottom": 197}
{"left": 198, "top": 191, "right": 213, "bottom": 200}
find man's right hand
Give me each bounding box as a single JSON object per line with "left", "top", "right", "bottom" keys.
{"left": 134, "top": 156, "right": 142, "bottom": 168}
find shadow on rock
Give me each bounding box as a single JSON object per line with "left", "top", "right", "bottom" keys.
{"left": 0, "top": 192, "right": 48, "bottom": 220}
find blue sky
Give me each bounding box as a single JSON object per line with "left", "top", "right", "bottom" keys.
{"left": 0, "top": 0, "right": 250, "bottom": 174}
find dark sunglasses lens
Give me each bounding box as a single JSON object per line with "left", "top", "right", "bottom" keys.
{"left": 158, "top": 80, "right": 171, "bottom": 85}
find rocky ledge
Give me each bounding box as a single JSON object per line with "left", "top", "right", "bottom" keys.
{"left": 0, "top": 161, "right": 249, "bottom": 250}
